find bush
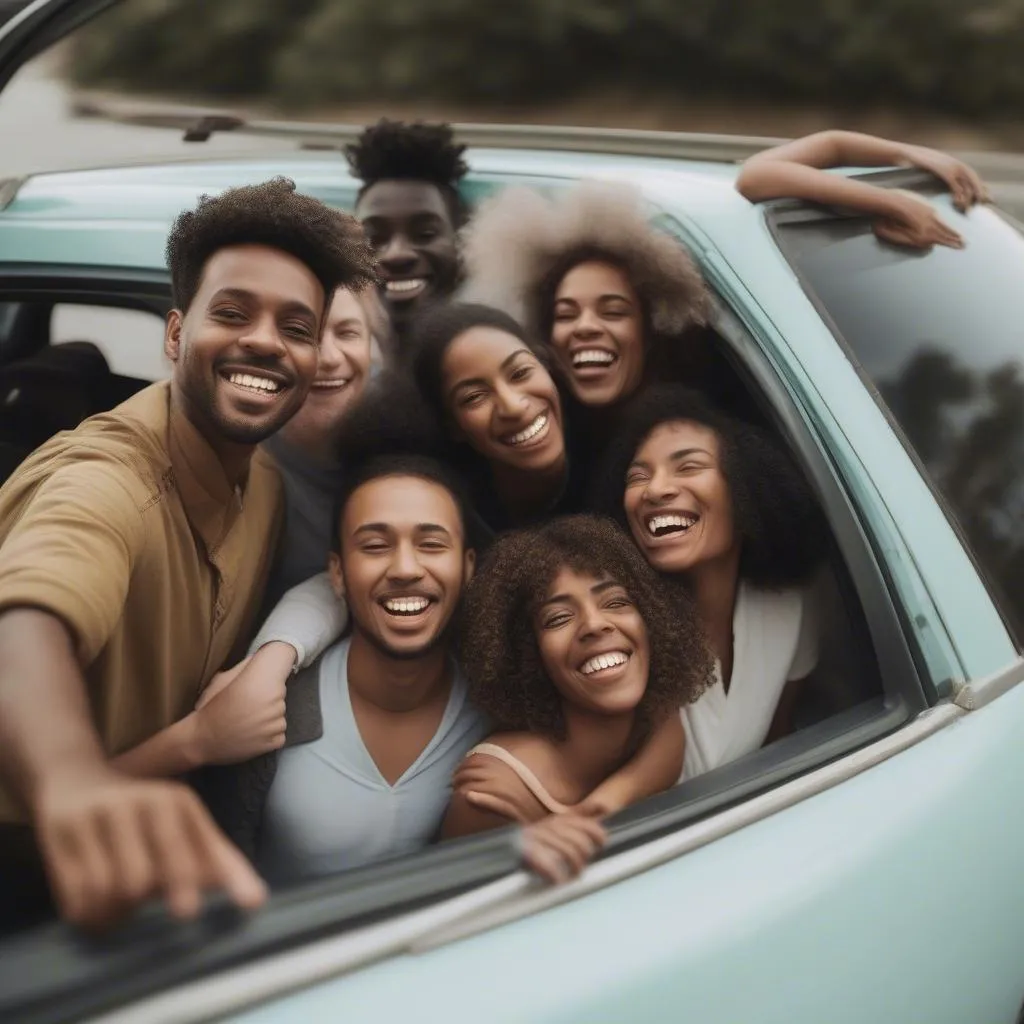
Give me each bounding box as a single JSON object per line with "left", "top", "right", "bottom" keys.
{"left": 66, "top": 0, "right": 1024, "bottom": 119}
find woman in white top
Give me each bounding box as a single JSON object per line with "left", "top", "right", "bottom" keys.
{"left": 589, "top": 385, "right": 828, "bottom": 779}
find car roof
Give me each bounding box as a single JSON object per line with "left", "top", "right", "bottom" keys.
{"left": 0, "top": 148, "right": 748, "bottom": 273}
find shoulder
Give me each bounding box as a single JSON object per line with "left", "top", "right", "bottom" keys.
{"left": 738, "top": 581, "right": 805, "bottom": 632}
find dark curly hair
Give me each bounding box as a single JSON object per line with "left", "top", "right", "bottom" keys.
{"left": 588, "top": 385, "right": 828, "bottom": 589}
{"left": 346, "top": 119, "right": 470, "bottom": 226}
{"left": 460, "top": 515, "right": 713, "bottom": 741}
{"left": 165, "top": 177, "right": 377, "bottom": 312}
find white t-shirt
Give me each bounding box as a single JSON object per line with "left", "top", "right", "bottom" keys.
{"left": 681, "top": 582, "right": 818, "bottom": 780}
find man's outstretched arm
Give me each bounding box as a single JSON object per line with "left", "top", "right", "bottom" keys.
{"left": 0, "top": 607, "right": 267, "bottom": 928}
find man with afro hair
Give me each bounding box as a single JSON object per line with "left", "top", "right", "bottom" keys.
{"left": 0, "top": 177, "right": 376, "bottom": 931}
{"left": 347, "top": 119, "right": 468, "bottom": 342}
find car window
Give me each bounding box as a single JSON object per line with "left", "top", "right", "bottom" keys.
{"left": 774, "top": 202, "right": 1024, "bottom": 645}
{"left": 51, "top": 303, "right": 168, "bottom": 381}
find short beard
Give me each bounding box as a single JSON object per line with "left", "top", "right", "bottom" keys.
{"left": 354, "top": 620, "right": 453, "bottom": 662}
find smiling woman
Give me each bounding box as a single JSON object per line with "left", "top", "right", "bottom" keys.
{"left": 442, "top": 514, "right": 712, "bottom": 836}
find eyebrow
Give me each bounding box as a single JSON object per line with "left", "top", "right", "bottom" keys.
{"left": 351, "top": 522, "right": 452, "bottom": 537}
{"left": 628, "top": 446, "right": 709, "bottom": 469}
{"left": 448, "top": 348, "right": 534, "bottom": 399}
{"left": 210, "top": 287, "right": 316, "bottom": 321}
{"left": 541, "top": 579, "right": 622, "bottom": 607}
{"left": 554, "top": 292, "right": 633, "bottom": 305}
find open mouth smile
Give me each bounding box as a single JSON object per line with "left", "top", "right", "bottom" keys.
{"left": 645, "top": 512, "right": 699, "bottom": 538}
{"left": 501, "top": 412, "right": 550, "bottom": 448}
{"left": 383, "top": 278, "right": 429, "bottom": 301}
{"left": 570, "top": 348, "right": 617, "bottom": 377}
{"left": 311, "top": 377, "right": 351, "bottom": 391}
{"left": 579, "top": 649, "right": 631, "bottom": 677}
{"left": 222, "top": 369, "right": 287, "bottom": 398}
{"left": 379, "top": 594, "right": 436, "bottom": 618}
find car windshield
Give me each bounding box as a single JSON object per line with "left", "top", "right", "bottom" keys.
{"left": 774, "top": 199, "right": 1024, "bottom": 644}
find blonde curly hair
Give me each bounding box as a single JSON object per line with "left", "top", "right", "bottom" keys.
{"left": 459, "top": 180, "right": 710, "bottom": 342}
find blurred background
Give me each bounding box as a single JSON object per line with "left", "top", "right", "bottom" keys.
{"left": 4, "top": 0, "right": 1024, "bottom": 179}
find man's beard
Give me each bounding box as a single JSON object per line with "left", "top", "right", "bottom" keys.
{"left": 354, "top": 617, "right": 454, "bottom": 662}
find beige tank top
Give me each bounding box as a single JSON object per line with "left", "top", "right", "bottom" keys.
{"left": 466, "top": 742, "right": 572, "bottom": 815}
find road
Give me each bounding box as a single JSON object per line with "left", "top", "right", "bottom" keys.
{"left": 0, "top": 61, "right": 296, "bottom": 177}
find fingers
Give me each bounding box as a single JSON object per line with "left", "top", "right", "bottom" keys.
{"left": 147, "top": 795, "right": 204, "bottom": 919}
{"left": 181, "top": 797, "right": 267, "bottom": 911}
{"left": 521, "top": 815, "right": 607, "bottom": 884}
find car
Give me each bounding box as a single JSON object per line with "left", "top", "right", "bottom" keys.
{"left": 1, "top": 2, "right": 1024, "bottom": 1023}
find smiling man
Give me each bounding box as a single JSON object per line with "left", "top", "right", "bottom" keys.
{"left": 346, "top": 120, "right": 467, "bottom": 345}
{"left": 224, "top": 455, "right": 490, "bottom": 883}
{"left": 0, "top": 178, "right": 376, "bottom": 930}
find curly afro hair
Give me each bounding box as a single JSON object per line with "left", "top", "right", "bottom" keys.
{"left": 346, "top": 119, "right": 470, "bottom": 226}
{"left": 165, "top": 176, "right": 377, "bottom": 312}
{"left": 460, "top": 180, "right": 709, "bottom": 348}
{"left": 588, "top": 385, "right": 829, "bottom": 589}
{"left": 460, "top": 514, "right": 713, "bottom": 741}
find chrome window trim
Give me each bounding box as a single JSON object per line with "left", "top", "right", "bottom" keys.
{"left": 87, "top": 657, "right": 1024, "bottom": 1024}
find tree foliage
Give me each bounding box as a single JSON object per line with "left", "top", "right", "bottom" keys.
{"left": 67, "top": 0, "right": 1024, "bottom": 117}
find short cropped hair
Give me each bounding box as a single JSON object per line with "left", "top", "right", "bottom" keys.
{"left": 165, "top": 176, "right": 377, "bottom": 311}
{"left": 460, "top": 515, "right": 713, "bottom": 740}
{"left": 346, "top": 119, "right": 470, "bottom": 226}
{"left": 589, "top": 385, "right": 828, "bottom": 589}
{"left": 330, "top": 452, "right": 479, "bottom": 555}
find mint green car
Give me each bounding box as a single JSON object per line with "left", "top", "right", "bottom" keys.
{"left": 1, "top": 3, "right": 1024, "bottom": 1023}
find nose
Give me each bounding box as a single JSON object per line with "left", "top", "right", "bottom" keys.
{"left": 643, "top": 465, "right": 679, "bottom": 504}
{"left": 493, "top": 380, "right": 529, "bottom": 421}
{"left": 572, "top": 307, "right": 603, "bottom": 338}
{"left": 379, "top": 233, "right": 417, "bottom": 270}
{"left": 578, "top": 601, "right": 615, "bottom": 641}
{"left": 239, "top": 312, "right": 287, "bottom": 358}
{"left": 387, "top": 539, "right": 424, "bottom": 582}
{"left": 317, "top": 331, "right": 346, "bottom": 375}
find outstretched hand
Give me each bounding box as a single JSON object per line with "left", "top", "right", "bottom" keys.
{"left": 874, "top": 190, "right": 965, "bottom": 250}
{"left": 34, "top": 764, "right": 266, "bottom": 929}
{"left": 519, "top": 814, "right": 607, "bottom": 884}
{"left": 900, "top": 145, "right": 990, "bottom": 212}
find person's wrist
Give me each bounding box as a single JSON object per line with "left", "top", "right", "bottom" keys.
{"left": 254, "top": 639, "right": 300, "bottom": 674}
{"left": 183, "top": 709, "right": 210, "bottom": 769}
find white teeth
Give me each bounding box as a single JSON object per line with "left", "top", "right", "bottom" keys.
{"left": 647, "top": 514, "right": 697, "bottom": 536}
{"left": 383, "top": 597, "right": 431, "bottom": 615}
{"left": 228, "top": 372, "right": 280, "bottom": 393}
{"left": 384, "top": 278, "right": 427, "bottom": 294}
{"left": 312, "top": 378, "right": 350, "bottom": 390}
{"left": 505, "top": 413, "right": 548, "bottom": 446}
{"left": 580, "top": 651, "right": 629, "bottom": 675}
{"left": 572, "top": 349, "right": 615, "bottom": 367}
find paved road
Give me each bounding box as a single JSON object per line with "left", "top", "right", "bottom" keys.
{"left": 0, "top": 62, "right": 296, "bottom": 177}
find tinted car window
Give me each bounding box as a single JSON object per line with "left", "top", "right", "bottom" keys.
{"left": 775, "top": 201, "right": 1024, "bottom": 645}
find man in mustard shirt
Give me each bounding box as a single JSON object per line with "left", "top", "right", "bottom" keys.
{"left": 0, "top": 177, "right": 376, "bottom": 930}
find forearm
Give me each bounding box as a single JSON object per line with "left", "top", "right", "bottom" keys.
{"left": 748, "top": 130, "right": 908, "bottom": 172}
{"left": 112, "top": 714, "right": 203, "bottom": 778}
{"left": 248, "top": 572, "right": 347, "bottom": 669}
{"left": 0, "top": 608, "right": 107, "bottom": 813}
{"left": 588, "top": 713, "right": 684, "bottom": 810}
{"left": 736, "top": 159, "right": 907, "bottom": 215}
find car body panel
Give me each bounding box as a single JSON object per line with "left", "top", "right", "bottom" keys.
{"left": 229, "top": 680, "right": 1024, "bottom": 1024}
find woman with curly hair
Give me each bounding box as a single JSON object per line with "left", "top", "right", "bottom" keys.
{"left": 405, "top": 301, "right": 580, "bottom": 532}
{"left": 589, "top": 384, "right": 828, "bottom": 778}
{"left": 460, "top": 180, "right": 724, "bottom": 420}
{"left": 442, "top": 515, "right": 713, "bottom": 836}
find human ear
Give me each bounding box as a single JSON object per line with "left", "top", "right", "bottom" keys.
{"left": 328, "top": 551, "right": 346, "bottom": 600}
{"left": 463, "top": 547, "right": 476, "bottom": 584}
{"left": 164, "top": 309, "right": 184, "bottom": 363}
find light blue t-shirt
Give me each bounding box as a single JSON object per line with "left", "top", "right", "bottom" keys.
{"left": 258, "top": 638, "right": 490, "bottom": 884}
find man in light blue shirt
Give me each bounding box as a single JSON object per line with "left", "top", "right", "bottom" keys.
{"left": 223, "top": 453, "right": 490, "bottom": 883}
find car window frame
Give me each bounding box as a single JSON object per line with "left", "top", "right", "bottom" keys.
{"left": 0, "top": 257, "right": 934, "bottom": 1022}
{"left": 763, "top": 168, "right": 1024, "bottom": 651}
